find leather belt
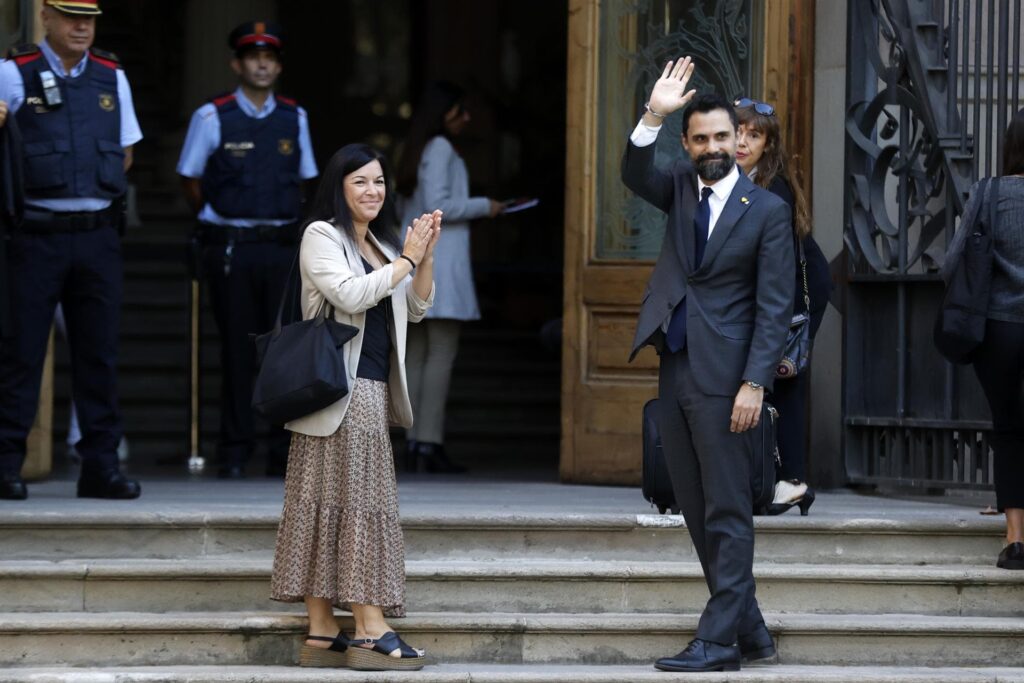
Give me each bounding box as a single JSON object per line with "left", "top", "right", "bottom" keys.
{"left": 21, "top": 205, "right": 117, "bottom": 234}
{"left": 200, "top": 222, "right": 299, "bottom": 246}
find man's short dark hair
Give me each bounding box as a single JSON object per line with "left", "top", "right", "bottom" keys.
{"left": 681, "top": 93, "right": 739, "bottom": 138}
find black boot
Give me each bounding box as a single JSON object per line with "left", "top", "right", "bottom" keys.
{"left": 417, "top": 442, "right": 467, "bottom": 474}
{"left": 0, "top": 473, "right": 27, "bottom": 500}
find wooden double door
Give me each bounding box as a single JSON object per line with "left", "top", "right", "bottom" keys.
{"left": 560, "top": 0, "right": 815, "bottom": 484}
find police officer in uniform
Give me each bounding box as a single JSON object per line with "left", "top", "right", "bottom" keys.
{"left": 0, "top": 0, "right": 142, "bottom": 500}
{"left": 177, "top": 22, "right": 317, "bottom": 479}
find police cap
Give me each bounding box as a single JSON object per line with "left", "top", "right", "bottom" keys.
{"left": 228, "top": 21, "right": 283, "bottom": 56}
{"left": 44, "top": 0, "right": 102, "bottom": 15}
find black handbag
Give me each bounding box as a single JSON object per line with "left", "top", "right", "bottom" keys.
{"left": 251, "top": 255, "right": 359, "bottom": 425}
{"left": 934, "top": 177, "right": 998, "bottom": 364}
{"left": 776, "top": 240, "right": 811, "bottom": 379}
{"left": 751, "top": 402, "right": 781, "bottom": 513}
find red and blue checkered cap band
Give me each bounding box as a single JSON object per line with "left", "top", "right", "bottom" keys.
{"left": 45, "top": 0, "right": 102, "bottom": 15}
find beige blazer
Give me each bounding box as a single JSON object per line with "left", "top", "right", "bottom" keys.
{"left": 284, "top": 220, "right": 434, "bottom": 436}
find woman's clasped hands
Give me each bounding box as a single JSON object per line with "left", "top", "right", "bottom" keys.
{"left": 402, "top": 210, "right": 442, "bottom": 266}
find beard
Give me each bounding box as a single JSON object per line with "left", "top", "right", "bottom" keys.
{"left": 694, "top": 152, "right": 735, "bottom": 182}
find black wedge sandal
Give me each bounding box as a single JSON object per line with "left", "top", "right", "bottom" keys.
{"left": 346, "top": 631, "right": 432, "bottom": 671}
{"left": 299, "top": 631, "right": 350, "bottom": 668}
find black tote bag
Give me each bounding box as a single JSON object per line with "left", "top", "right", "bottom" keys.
{"left": 252, "top": 255, "right": 359, "bottom": 425}
{"left": 934, "top": 177, "right": 998, "bottom": 364}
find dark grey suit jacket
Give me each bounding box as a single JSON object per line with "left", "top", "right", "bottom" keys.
{"left": 622, "top": 139, "right": 794, "bottom": 395}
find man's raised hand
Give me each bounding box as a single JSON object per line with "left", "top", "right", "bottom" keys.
{"left": 648, "top": 57, "right": 696, "bottom": 117}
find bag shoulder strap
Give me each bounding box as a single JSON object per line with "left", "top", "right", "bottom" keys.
{"left": 274, "top": 247, "right": 333, "bottom": 334}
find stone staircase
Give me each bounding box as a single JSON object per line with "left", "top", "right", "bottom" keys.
{"left": 0, "top": 484, "right": 1022, "bottom": 680}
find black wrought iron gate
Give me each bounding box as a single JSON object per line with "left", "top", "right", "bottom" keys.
{"left": 843, "top": 0, "right": 1022, "bottom": 489}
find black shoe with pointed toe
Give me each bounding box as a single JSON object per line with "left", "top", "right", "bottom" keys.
{"left": 77, "top": 471, "right": 141, "bottom": 499}
{"left": 654, "top": 638, "right": 741, "bottom": 673}
{"left": 0, "top": 474, "right": 27, "bottom": 500}
{"left": 738, "top": 622, "right": 776, "bottom": 662}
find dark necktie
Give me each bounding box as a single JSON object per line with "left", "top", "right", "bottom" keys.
{"left": 665, "top": 186, "right": 714, "bottom": 353}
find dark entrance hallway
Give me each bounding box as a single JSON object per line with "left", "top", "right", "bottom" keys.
{"left": 44, "top": 0, "right": 569, "bottom": 479}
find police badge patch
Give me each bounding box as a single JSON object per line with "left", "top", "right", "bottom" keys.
{"left": 98, "top": 93, "right": 116, "bottom": 112}
{"left": 278, "top": 139, "right": 295, "bottom": 155}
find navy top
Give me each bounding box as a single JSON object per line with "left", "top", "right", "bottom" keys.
{"left": 356, "top": 258, "right": 392, "bottom": 382}
{"left": 766, "top": 176, "right": 833, "bottom": 338}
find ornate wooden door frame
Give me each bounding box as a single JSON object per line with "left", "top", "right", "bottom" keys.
{"left": 560, "top": 0, "right": 815, "bottom": 484}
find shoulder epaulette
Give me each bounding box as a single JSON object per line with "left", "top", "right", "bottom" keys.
{"left": 88, "top": 47, "right": 120, "bottom": 70}
{"left": 89, "top": 47, "right": 120, "bottom": 64}
{"left": 7, "top": 43, "right": 41, "bottom": 66}
{"left": 210, "top": 92, "right": 238, "bottom": 109}
{"left": 7, "top": 43, "right": 39, "bottom": 59}
{"left": 275, "top": 95, "right": 298, "bottom": 109}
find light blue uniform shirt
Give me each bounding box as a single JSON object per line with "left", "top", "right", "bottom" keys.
{"left": 0, "top": 39, "right": 143, "bottom": 212}
{"left": 177, "top": 87, "right": 318, "bottom": 228}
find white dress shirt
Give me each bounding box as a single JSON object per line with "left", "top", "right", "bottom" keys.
{"left": 630, "top": 119, "right": 740, "bottom": 235}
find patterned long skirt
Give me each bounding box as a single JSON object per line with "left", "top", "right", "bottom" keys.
{"left": 270, "top": 379, "right": 406, "bottom": 617}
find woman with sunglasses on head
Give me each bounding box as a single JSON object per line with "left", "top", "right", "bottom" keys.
{"left": 395, "top": 81, "right": 506, "bottom": 474}
{"left": 734, "top": 98, "right": 832, "bottom": 515}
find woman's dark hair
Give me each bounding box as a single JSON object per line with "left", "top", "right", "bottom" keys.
{"left": 302, "top": 143, "right": 401, "bottom": 251}
{"left": 396, "top": 80, "right": 466, "bottom": 197}
{"left": 1003, "top": 107, "right": 1024, "bottom": 175}
{"left": 736, "top": 104, "right": 812, "bottom": 239}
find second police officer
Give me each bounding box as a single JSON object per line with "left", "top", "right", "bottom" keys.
{"left": 177, "top": 22, "right": 318, "bottom": 479}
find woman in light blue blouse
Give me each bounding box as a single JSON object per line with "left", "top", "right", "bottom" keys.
{"left": 396, "top": 82, "right": 504, "bottom": 473}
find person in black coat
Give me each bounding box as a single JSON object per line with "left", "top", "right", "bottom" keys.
{"left": 734, "top": 98, "right": 832, "bottom": 515}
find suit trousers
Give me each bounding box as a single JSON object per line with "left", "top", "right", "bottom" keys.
{"left": 203, "top": 241, "right": 293, "bottom": 468}
{"left": 658, "top": 349, "right": 764, "bottom": 645}
{"left": 0, "top": 225, "right": 123, "bottom": 475}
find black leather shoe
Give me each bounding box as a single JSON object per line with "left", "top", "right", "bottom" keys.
{"left": 217, "top": 465, "right": 246, "bottom": 479}
{"left": 417, "top": 442, "right": 467, "bottom": 474}
{"left": 654, "top": 638, "right": 740, "bottom": 672}
{"left": 0, "top": 474, "right": 27, "bottom": 500}
{"left": 997, "top": 541, "right": 1024, "bottom": 570}
{"left": 77, "top": 471, "right": 141, "bottom": 499}
{"left": 739, "top": 622, "right": 776, "bottom": 662}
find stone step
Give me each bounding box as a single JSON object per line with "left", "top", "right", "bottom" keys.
{"left": 0, "top": 611, "right": 1021, "bottom": 668}
{"left": 3, "top": 664, "right": 1024, "bottom": 683}
{"left": 1, "top": 559, "right": 1020, "bottom": 617}
{"left": 0, "top": 512, "right": 1004, "bottom": 564}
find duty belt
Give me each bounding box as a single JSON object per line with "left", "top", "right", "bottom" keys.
{"left": 21, "top": 204, "right": 119, "bottom": 234}
{"left": 199, "top": 222, "right": 299, "bottom": 246}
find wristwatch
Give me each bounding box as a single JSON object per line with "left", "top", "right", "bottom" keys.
{"left": 743, "top": 380, "right": 764, "bottom": 390}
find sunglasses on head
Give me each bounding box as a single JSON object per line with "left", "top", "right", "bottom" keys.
{"left": 733, "top": 98, "right": 775, "bottom": 116}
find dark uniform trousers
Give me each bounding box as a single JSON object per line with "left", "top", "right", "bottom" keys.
{"left": 657, "top": 349, "right": 764, "bottom": 646}
{"left": 203, "top": 237, "right": 293, "bottom": 467}
{"left": 0, "top": 216, "right": 123, "bottom": 475}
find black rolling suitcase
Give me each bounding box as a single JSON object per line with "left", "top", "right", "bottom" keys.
{"left": 641, "top": 398, "right": 680, "bottom": 514}
{"left": 642, "top": 398, "right": 779, "bottom": 515}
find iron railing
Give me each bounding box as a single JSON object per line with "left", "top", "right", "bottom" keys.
{"left": 843, "top": 0, "right": 1022, "bottom": 489}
